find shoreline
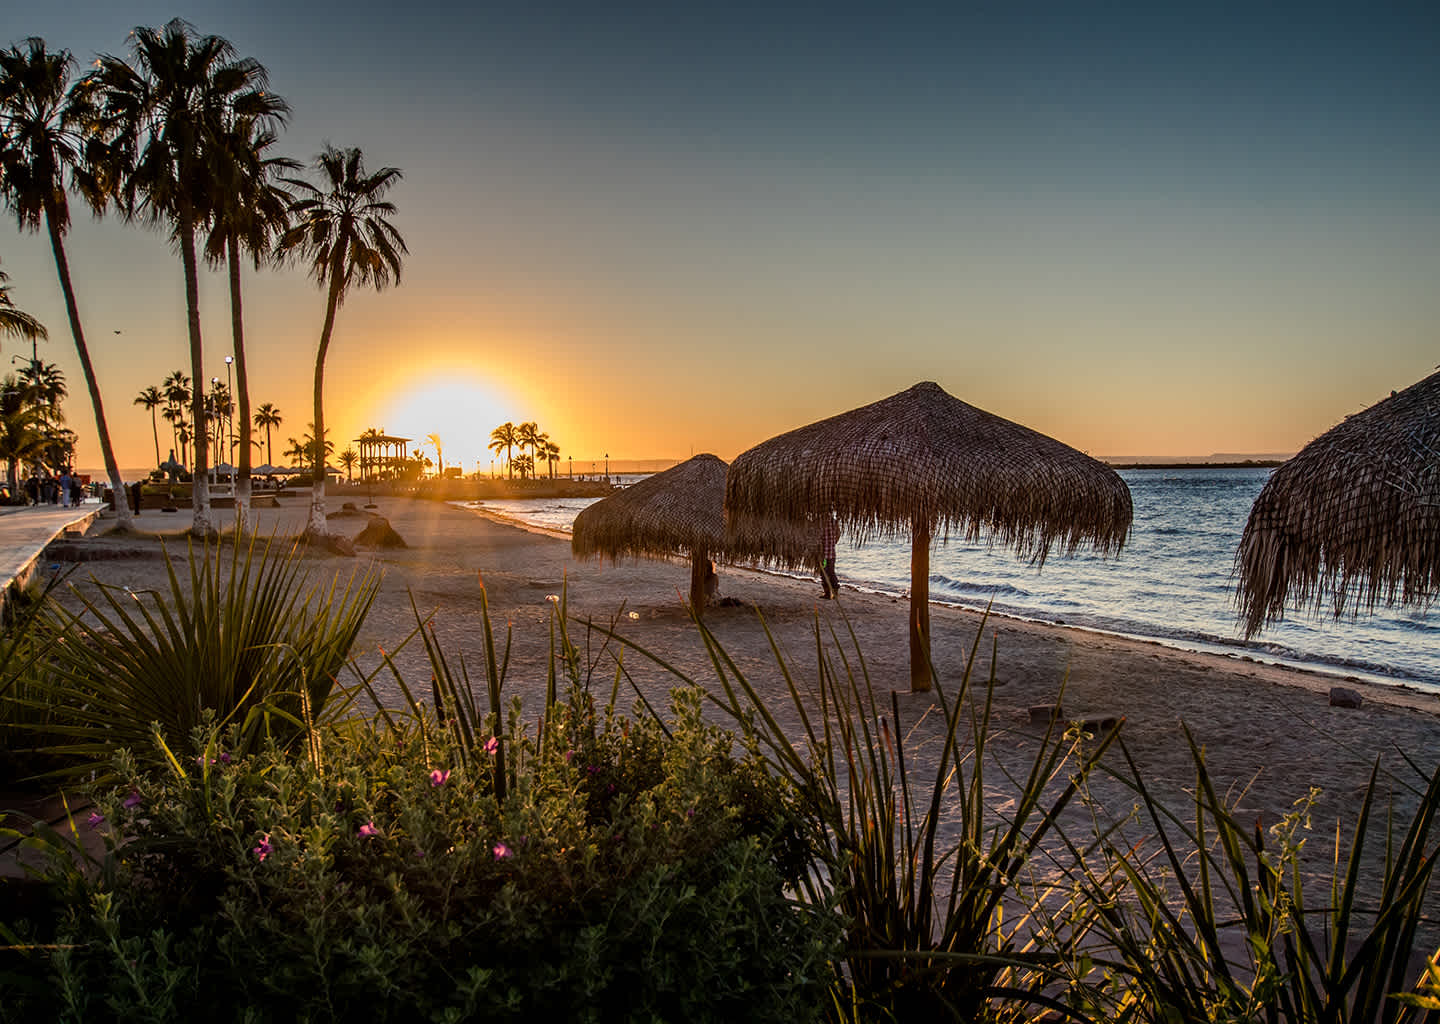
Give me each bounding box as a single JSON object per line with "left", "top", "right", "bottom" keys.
{"left": 457, "top": 501, "right": 1440, "bottom": 713}
{"left": 35, "top": 495, "right": 1440, "bottom": 941}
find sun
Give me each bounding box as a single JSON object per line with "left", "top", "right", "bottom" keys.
{"left": 370, "top": 375, "right": 518, "bottom": 475}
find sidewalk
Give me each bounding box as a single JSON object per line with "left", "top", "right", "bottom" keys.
{"left": 0, "top": 502, "right": 103, "bottom": 613}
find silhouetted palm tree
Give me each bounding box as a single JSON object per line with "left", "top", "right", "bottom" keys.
{"left": 339, "top": 446, "right": 357, "bottom": 483}
{"left": 253, "top": 401, "right": 281, "bottom": 466}
{"left": 489, "top": 421, "right": 517, "bottom": 479}
{"left": 93, "top": 19, "right": 282, "bottom": 536}
{"left": 426, "top": 431, "right": 443, "bottom": 477}
{"left": 204, "top": 104, "right": 294, "bottom": 532}
{"left": 134, "top": 384, "right": 163, "bottom": 467}
{"left": 0, "top": 261, "right": 47, "bottom": 350}
{"left": 277, "top": 146, "right": 405, "bottom": 539}
{"left": 0, "top": 38, "right": 135, "bottom": 528}
{"left": 544, "top": 440, "right": 560, "bottom": 479}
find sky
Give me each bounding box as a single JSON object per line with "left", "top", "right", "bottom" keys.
{"left": 4, "top": 1, "right": 1440, "bottom": 474}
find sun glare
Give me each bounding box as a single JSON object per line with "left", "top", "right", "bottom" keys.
{"left": 371, "top": 376, "right": 517, "bottom": 475}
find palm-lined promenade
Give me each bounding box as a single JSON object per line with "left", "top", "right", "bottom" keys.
{"left": 5, "top": 13, "right": 1440, "bottom": 1023}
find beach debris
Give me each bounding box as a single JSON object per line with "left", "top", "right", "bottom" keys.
{"left": 353, "top": 516, "right": 407, "bottom": 549}
{"left": 305, "top": 531, "right": 357, "bottom": 557}
{"left": 1029, "top": 704, "right": 1062, "bottom": 725}
{"left": 1329, "top": 686, "right": 1364, "bottom": 709}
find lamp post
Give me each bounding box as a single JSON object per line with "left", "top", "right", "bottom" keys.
{"left": 224, "top": 355, "right": 234, "bottom": 487}
{"left": 210, "top": 377, "right": 221, "bottom": 484}
{"left": 605, "top": 453, "right": 609, "bottom": 481}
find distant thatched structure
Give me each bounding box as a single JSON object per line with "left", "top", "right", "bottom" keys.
{"left": 726, "top": 381, "right": 1133, "bottom": 689}
{"left": 1236, "top": 369, "right": 1440, "bottom": 637}
{"left": 572, "top": 454, "right": 736, "bottom": 614}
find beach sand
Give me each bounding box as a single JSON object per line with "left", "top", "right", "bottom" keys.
{"left": 42, "top": 493, "right": 1440, "bottom": 941}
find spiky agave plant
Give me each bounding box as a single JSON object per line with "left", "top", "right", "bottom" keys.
{"left": 11, "top": 534, "right": 378, "bottom": 775}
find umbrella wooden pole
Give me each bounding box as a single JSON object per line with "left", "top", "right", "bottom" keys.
{"left": 689, "top": 550, "right": 708, "bottom": 618}
{"left": 910, "top": 517, "right": 931, "bottom": 691}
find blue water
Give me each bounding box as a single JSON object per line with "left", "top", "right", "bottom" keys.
{"left": 459, "top": 468, "right": 1440, "bottom": 694}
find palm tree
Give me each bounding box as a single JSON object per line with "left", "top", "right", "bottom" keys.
{"left": 489, "top": 421, "right": 517, "bottom": 479}
{"left": 0, "top": 38, "right": 135, "bottom": 529}
{"left": 516, "top": 421, "right": 541, "bottom": 470}
{"left": 277, "top": 146, "right": 405, "bottom": 539}
{"left": 281, "top": 435, "right": 305, "bottom": 465}
{"left": 204, "top": 106, "right": 294, "bottom": 533}
{"left": 338, "top": 446, "right": 357, "bottom": 483}
{"left": 1, "top": 373, "right": 48, "bottom": 496}
{"left": 92, "top": 19, "right": 282, "bottom": 537}
{"left": 133, "top": 384, "right": 163, "bottom": 467}
{"left": 253, "top": 401, "right": 281, "bottom": 466}
{"left": 426, "top": 431, "right": 443, "bottom": 478}
{"left": 162, "top": 368, "right": 190, "bottom": 454}
{"left": 513, "top": 452, "right": 535, "bottom": 480}
{"left": 0, "top": 260, "right": 47, "bottom": 350}
{"left": 544, "top": 440, "right": 560, "bottom": 479}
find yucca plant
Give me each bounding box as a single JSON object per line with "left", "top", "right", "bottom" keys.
{"left": 1069, "top": 726, "right": 1440, "bottom": 1022}
{"left": 8, "top": 534, "right": 379, "bottom": 775}
{"left": 596, "top": 606, "right": 1123, "bottom": 1021}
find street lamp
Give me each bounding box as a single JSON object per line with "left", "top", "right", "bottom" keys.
{"left": 224, "top": 355, "right": 234, "bottom": 487}
{"left": 210, "top": 377, "right": 221, "bottom": 480}
{"left": 605, "top": 453, "right": 609, "bottom": 480}
{"left": 221, "top": 357, "right": 233, "bottom": 489}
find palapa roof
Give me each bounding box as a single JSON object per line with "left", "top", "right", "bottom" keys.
{"left": 1235, "top": 368, "right": 1440, "bottom": 637}
{"left": 572, "top": 454, "right": 732, "bottom": 562}
{"left": 725, "top": 381, "right": 1133, "bottom": 565}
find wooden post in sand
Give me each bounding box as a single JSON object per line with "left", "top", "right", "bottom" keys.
{"left": 910, "top": 516, "right": 931, "bottom": 691}
{"left": 689, "top": 549, "right": 709, "bottom": 617}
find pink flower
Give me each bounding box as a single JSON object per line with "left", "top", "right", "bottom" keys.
{"left": 429, "top": 768, "right": 451, "bottom": 787}
{"left": 358, "top": 821, "right": 380, "bottom": 838}
{"left": 492, "top": 841, "right": 512, "bottom": 860}
{"left": 218, "top": 752, "right": 232, "bottom": 765}
{"left": 87, "top": 811, "right": 104, "bottom": 827}
{"left": 253, "top": 833, "right": 273, "bottom": 862}
{"left": 483, "top": 736, "right": 499, "bottom": 756}
{"left": 122, "top": 790, "right": 142, "bottom": 810}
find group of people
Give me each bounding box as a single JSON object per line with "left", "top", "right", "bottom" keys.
{"left": 18, "top": 470, "right": 84, "bottom": 508}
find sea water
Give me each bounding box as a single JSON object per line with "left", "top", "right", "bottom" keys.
{"left": 459, "top": 468, "right": 1440, "bottom": 694}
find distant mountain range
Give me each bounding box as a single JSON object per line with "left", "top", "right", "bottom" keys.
{"left": 1104, "top": 453, "right": 1292, "bottom": 468}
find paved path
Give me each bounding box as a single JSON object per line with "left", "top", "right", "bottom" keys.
{"left": 0, "top": 502, "right": 103, "bottom": 605}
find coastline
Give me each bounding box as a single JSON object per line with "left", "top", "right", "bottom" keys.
{"left": 39, "top": 495, "right": 1440, "bottom": 941}
{"left": 461, "top": 499, "right": 1440, "bottom": 711}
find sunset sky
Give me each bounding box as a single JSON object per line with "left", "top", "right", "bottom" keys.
{"left": 4, "top": 2, "right": 1439, "bottom": 474}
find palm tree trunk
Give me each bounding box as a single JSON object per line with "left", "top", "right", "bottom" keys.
{"left": 227, "top": 237, "right": 252, "bottom": 534}
{"left": 45, "top": 202, "right": 134, "bottom": 531}
{"left": 179, "top": 207, "right": 211, "bottom": 537}
{"left": 149, "top": 408, "right": 160, "bottom": 468}
{"left": 307, "top": 266, "right": 344, "bottom": 538}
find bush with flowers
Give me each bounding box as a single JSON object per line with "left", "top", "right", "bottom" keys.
{"left": 0, "top": 679, "right": 837, "bottom": 1023}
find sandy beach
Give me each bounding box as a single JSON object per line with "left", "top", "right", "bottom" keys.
{"left": 40, "top": 493, "right": 1440, "bottom": 936}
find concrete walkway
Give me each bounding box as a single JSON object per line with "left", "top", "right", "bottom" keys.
{"left": 0, "top": 502, "right": 103, "bottom": 610}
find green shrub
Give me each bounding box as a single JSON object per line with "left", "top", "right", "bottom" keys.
{"left": 5, "top": 534, "right": 378, "bottom": 778}
{"left": 1, "top": 680, "right": 837, "bottom": 1023}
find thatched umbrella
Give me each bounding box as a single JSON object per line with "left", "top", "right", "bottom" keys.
{"left": 1236, "top": 369, "right": 1440, "bottom": 637}
{"left": 572, "top": 454, "right": 734, "bottom": 614}
{"left": 726, "top": 381, "right": 1133, "bottom": 690}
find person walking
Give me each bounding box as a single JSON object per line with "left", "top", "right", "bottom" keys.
{"left": 59, "top": 469, "right": 72, "bottom": 508}
{"left": 817, "top": 513, "right": 840, "bottom": 599}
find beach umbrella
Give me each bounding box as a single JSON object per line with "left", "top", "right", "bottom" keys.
{"left": 1235, "top": 368, "right": 1440, "bottom": 637}
{"left": 252, "top": 463, "right": 283, "bottom": 475}
{"left": 726, "top": 381, "right": 1133, "bottom": 690}
{"left": 572, "top": 454, "right": 739, "bottom": 614}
